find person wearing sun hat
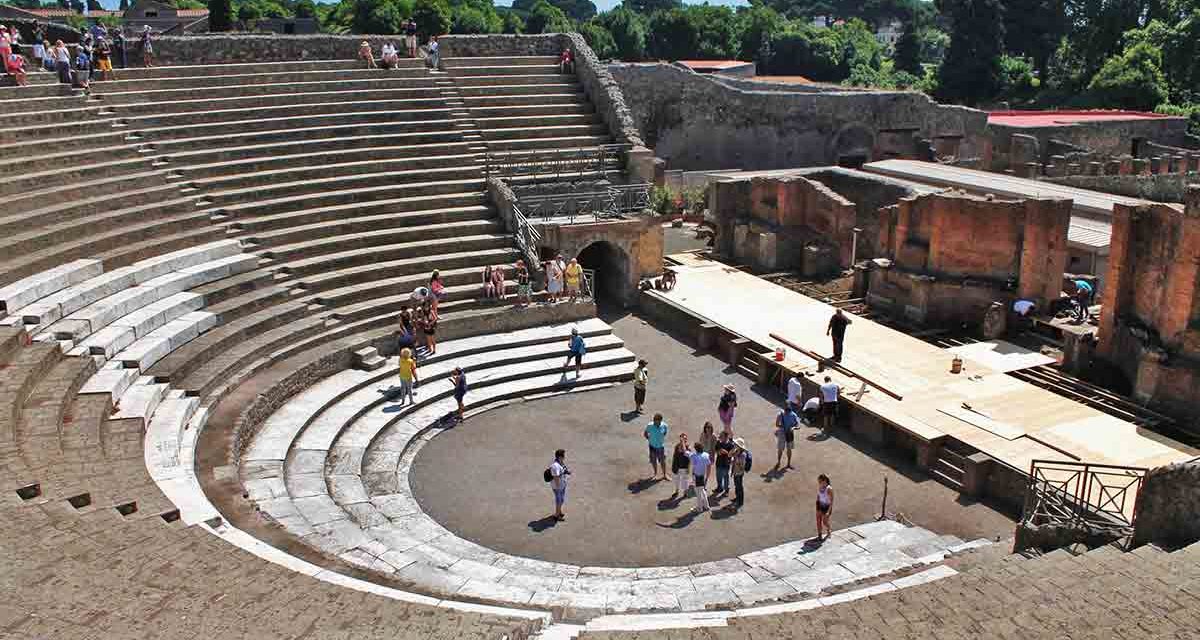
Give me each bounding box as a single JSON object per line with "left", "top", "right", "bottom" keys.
{"left": 718, "top": 383, "right": 737, "bottom": 433}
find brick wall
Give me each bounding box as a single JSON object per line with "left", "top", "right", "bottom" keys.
{"left": 1133, "top": 460, "right": 1200, "bottom": 549}
{"left": 1098, "top": 189, "right": 1200, "bottom": 418}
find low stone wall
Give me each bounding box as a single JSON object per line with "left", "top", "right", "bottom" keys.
{"left": 1014, "top": 521, "right": 1123, "bottom": 553}
{"left": 608, "top": 62, "right": 988, "bottom": 172}
{"left": 151, "top": 34, "right": 419, "bottom": 65}
{"left": 1047, "top": 173, "right": 1197, "bottom": 203}
{"left": 1132, "top": 460, "right": 1200, "bottom": 549}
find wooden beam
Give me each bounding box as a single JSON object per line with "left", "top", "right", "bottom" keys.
{"left": 769, "top": 332, "right": 904, "bottom": 401}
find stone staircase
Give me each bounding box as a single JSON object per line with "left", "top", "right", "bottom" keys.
{"left": 566, "top": 540, "right": 1200, "bottom": 639}
{"left": 0, "top": 50, "right": 629, "bottom": 639}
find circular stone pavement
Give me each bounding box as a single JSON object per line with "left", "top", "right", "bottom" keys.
{"left": 410, "top": 313, "right": 1015, "bottom": 568}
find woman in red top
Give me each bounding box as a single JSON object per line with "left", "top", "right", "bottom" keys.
{"left": 559, "top": 48, "right": 573, "bottom": 74}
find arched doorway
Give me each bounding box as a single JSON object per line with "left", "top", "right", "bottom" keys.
{"left": 575, "top": 241, "right": 629, "bottom": 305}
{"left": 830, "top": 124, "right": 875, "bottom": 169}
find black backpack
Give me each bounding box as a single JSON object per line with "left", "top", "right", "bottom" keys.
{"left": 744, "top": 449, "right": 753, "bottom": 473}
{"left": 543, "top": 468, "right": 553, "bottom": 482}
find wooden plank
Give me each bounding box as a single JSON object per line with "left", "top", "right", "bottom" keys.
{"left": 938, "top": 405, "right": 1026, "bottom": 440}
{"left": 769, "top": 332, "right": 904, "bottom": 400}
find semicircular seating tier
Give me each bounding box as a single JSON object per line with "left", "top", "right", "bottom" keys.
{"left": 3, "top": 51, "right": 1194, "bottom": 639}
{"left": 0, "top": 53, "right": 613, "bottom": 638}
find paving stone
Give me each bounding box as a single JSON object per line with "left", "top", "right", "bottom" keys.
{"left": 782, "top": 564, "right": 857, "bottom": 594}
{"left": 630, "top": 577, "right": 695, "bottom": 596}
{"left": 732, "top": 578, "right": 798, "bottom": 605}
{"left": 676, "top": 587, "right": 738, "bottom": 611}
{"left": 605, "top": 592, "right": 682, "bottom": 613}
{"left": 456, "top": 579, "right": 534, "bottom": 605}
{"left": 688, "top": 557, "right": 750, "bottom": 577}
{"left": 691, "top": 571, "right": 757, "bottom": 592}
{"left": 396, "top": 562, "right": 470, "bottom": 594}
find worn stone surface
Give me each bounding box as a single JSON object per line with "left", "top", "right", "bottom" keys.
{"left": 1132, "top": 460, "right": 1200, "bottom": 549}
{"left": 609, "top": 62, "right": 989, "bottom": 171}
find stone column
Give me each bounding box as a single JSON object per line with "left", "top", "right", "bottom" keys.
{"left": 1067, "top": 163, "right": 1081, "bottom": 175}
{"left": 1044, "top": 163, "right": 1062, "bottom": 178}
{"left": 1104, "top": 160, "right": 1121, "bottom": 176}
{"left": 1133, "top": 158, "right": 1149, "bottom": 175}
{"left": 1024, "top": 162, "right": 1041, "bottom": 178}
{"left": 626, "top": 146, "right": 655, "bottom": 186}
{"left": 1086, "top": 161, "right": 1102, "bottom": 176}
{"left": 962, "top": 453, "right": 996, "bottom": 498}
{"left": 1189, "top": 153, "right": 1200, "bottom": 173}
{"left": 1150, "top": 157, "right": 1163, "bottom": 174}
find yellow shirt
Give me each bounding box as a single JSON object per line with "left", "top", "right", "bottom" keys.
{"left": 565, "top": 263, "right": 582, "bottom": 285}
{"left": 398, "top": 357, "right": 417, "bottom": 382}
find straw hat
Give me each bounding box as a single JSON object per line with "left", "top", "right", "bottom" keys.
{"left": 722, "top": 383, "right": 735, "bottom": 392}
{"left": 734, "top": 437, "right": 747, "bottom": 448}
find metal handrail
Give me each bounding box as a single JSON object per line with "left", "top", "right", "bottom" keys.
{"left": 484, "top": 144, "right": 632, "bottom": 181}
{"left": 511, "top": 203, "right": 542, "bottom": 271}
{"left": 1022, "top": 459, "right": 1147, "bottom": 542}
{"left": 518, "top": 183, "right": 652, "bottom": 223}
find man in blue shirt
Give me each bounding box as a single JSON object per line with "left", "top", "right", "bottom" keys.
{"left": 643, "top": 413, "right": 669, "bottom": 480}
{"left": 1072, "top": 279, "right": 1094, "bottom": 322}
{"left": 563, "top": 326, "right": 586, "bottom": 378}
{"left": 775, "top": 404, "right": 800, "bottom": 470}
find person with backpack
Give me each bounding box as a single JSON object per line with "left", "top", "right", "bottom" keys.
{"left": 547, "top": 449, "right": 569, "bottom": 521}
{"left": 774, "top": 403, "right": 799, "bottom": 470}
{"left": 563, "top": 326, "right": 585, "bottom": 378}
{"left": 718, "top": 384, "right": 737, "bottom": 434}
{"left": 731, "top": 437, "right": 750, "bottom": 508}
{"left": 669, "top": 433, "right": 690, "bottom": 498}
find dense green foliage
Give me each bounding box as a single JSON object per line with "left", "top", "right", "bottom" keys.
{"left": 20, "top": 0, "right": 1192, "bottom": 118}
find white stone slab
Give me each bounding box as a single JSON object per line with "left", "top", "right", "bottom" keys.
{"left": 79, "top": 367, "right": 139, "bottom": 398}
{"left": 130, "top": 239, "right": 243, "bottom": 284}
{"left": 112, "top": 382, "right": 168, "bottom": 422}
{"left": 19, "top": 267, "right": 137, "bottom": 326}
{"left": 0, "top": 258, "right": 102, "bottom": 315}
{"left": 78, "top": 325, "right": 136, "bottom": 360}
{"left": 112, "top": 291, "right": 205, "bottom": 339}
{"left": 117, "top": 311, "right": 216, "bottom": 369}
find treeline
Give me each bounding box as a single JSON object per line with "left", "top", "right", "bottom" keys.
{"left": 200, "top": 0, "right": 1200, "bottom": 127}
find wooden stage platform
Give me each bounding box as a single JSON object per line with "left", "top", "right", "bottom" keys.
{"left": 655, "top": 254, "right": 1198, "bottom": 476}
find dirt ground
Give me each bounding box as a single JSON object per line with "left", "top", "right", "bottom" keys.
{"left": 409, "top": 310, "right": 1016, "bottom": 568}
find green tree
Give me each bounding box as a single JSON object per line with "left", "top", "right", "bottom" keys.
{"left": 1002, "top": 0, "right": 1065, "bottom": 78}
{"left": 524, "top": 0, "right": 571, "bottom": 33}
{"left": 598, "top": 6, "right": 646, "bottom": 60}
{"left": 208, "top": 0, "right": 233, "bottom": 31}
{"left": 513, "top": 0, "right": 595, "bottom": 22}
{"left": 412, "top": 0, "right": 451, "bottom": 37}
{"left": 622, "top": 0, "right": 680, "bottom": 15}
{"left": 936, "top": 0, "right": 1005, "bottom": 106}
{"left": 1062, "top": 0, "right": 1151, "bottom": 81}
{"left": 997, "top": 54, "right": 1038, "bottom": 101}
{"left": 1125, "top": 12, "right": 1200, "bottom": 104}
{"left": 578, "top": 20, "right": 616, "bottom": 59}
{"left": 766, "top": 27, "right": 842, "bottom": 78}
{"left": 1087, "top": 41, "right": 1169, "bottom": 111}
{"left": 501, "top": 10, "right": 525, "bottom": 33}
{"left": 735, "top": 4, "right": 785, "bottom": 62}
{"left": 892, "top": 19, "right": 922, "bottom": 75}
{"left": 351, "top": 0, "right": 411, "bottom": 32}
{"left": 85, "top": 0, "right": 102, "bottom": 10}
{"left": 294, "top": 0, "right": 316, "bottom": 18}
{"left": 237, "top": 2, "right": 261, "bottom": 21}
{"left": 646, "top": 5, "right": 737, "bottom": 60}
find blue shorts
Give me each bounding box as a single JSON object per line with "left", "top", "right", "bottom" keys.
{"left": 553, "top": 485, "right": 567, "bottom": 506}
{"left": 648, "top": 445, "right": 665, "bottom": 464}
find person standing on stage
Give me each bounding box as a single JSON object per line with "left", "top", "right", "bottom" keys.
{"left": 827, "top": 308, "right": 851, "bottom": 362}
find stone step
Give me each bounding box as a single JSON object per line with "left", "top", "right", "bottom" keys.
{"left": 445, "top": 65, "right": 563, "bottom": 77}
{"left": 309, "top": 262, "right": 516, "bottom": 308}
{"left": 483, "top": 123, "right": 609, "bottom": 141}
{"left": 78, "top": 366, "right": 139, "bottom": 401}
{"left": 94, "top": 59, "right": 386, "bottom": 81}
{"left": 449, "top": 75, "right": 579, "bottom": 88}
{"left": 441, "top": 56, "right": 560, "bottom": 68}
{"left": 120, "top": 99, "right": 458, "bottom": 131}
{"left": 0, "top": 193, "right": 199, "bottom": 259}
{"left": 92, "top": 76, "right": 444, "bottom": 106}
{"left": 354, "top": 347, "right": 386, "bottom": 372}
{"left": 10, "top": 240, "right": 241, "bottom": 326}
{"left": 130, "top": 111, "right": 476, "bottom": 145}
{"left": 463, "top": 93, "right": 587, "bottom": 108}
{"left": 260, "top": 219, "right": 505, "bottom": 262}
{"left": 295, "top": 247, "right": 519, "bottom": 294}
{"left": 239, "top": 204, "right": 496, "bottom": 246}
{"left": 223, "top": 189, "right": 487, "bottom": 229}
{"left": 0, "top": 180, "right": 183, "bottom": 232}
{"left": 110, "top": 380, "right": 169, "bottom": 424}
{"left": 73, "top": 292, "right": 206, "bottom": 360}
{"left": 190, "top": 154, "right": 483, "bottom": 194}
{"left": 117, "top": 311, "right": 219, "bottom": 370}
{"left": 487, "top": 134, "right": 612, "bottom": 152}
{"left": 204, "top": 167, "right": 484, "bottom": 208}
{"left": 92, "top": 66, "right": 429, "bottom": 93}
{"left": 92, "top": 86, "right": 451, "bottom": 118}
{"left": 277, "top": 233, "right": 513, "bottom": 279}
{"left": 0, "top": 259, "right": 103, "bottom": 317}
{"left": 2, "top": 167, "right": 166, "bottom": 215}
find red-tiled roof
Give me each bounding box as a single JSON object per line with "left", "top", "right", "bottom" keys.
{"left": 176, "top": 9, "right": 209, "bottom": 17}
{"left": 28, "top": 8, "right": 122, "bottom": 17}
{"left": 988, "top": 110, "right": 1175, "bottom": 127}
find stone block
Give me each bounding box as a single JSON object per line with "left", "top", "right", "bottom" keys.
{"left": 0, "top": 258, "right": 102, "bottom": 315}
{"left": 962, "top": 452, "right": 995, "bottom": 498}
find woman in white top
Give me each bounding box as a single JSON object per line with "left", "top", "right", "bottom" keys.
{"left": 815, "top": 474, "right": 834, "bottom": 541}
{"left": 545, "top": 254, "right": 564, "bottom": 302}
{"left": 381, "top": 42, "right": 399, "bottom": 69}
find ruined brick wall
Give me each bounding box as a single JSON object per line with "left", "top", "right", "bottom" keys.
{"left": 869, "top": 191, "right": 1070, "bottom": 327}
{"left": 710, "top": 175, "right": 859, "bottom": 272}
{"left": 1047, "top": 173, "right": 1196, "bottom": 203}
{"left": 609, "top": 62, "right": 988, "bottom": 172}
{"left": 988, "top": 117, "right": 1193, "bottom": 171}
{"left": 1098, "top": 189, "right": 1200, "bottom": 418}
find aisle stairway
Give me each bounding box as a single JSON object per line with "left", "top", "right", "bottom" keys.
{"left": 0, "top": 51, "right": 624, "bottom": 638}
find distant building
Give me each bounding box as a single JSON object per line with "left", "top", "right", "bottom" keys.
{"left": 875, "top": 19, "right": 903, "bottom": 48}
{"left": 675, "top": 60, "right": 756, "bottom": 77}
{"left": 0, "top": 0, "right": 209, "bottom": 34}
